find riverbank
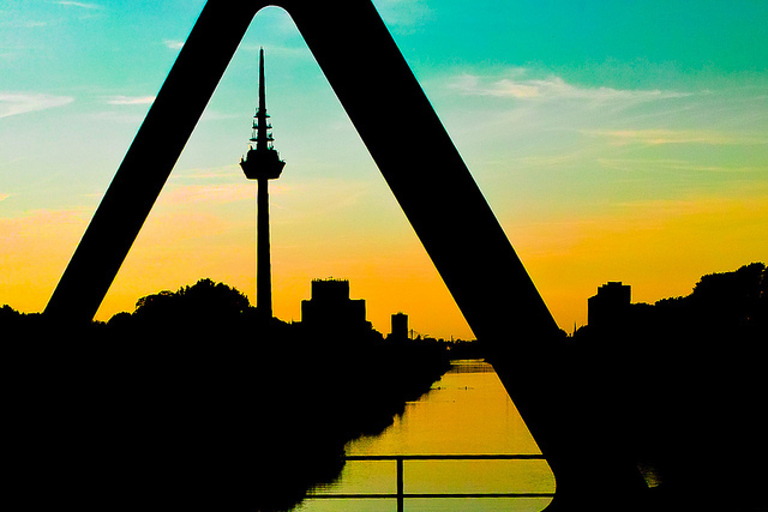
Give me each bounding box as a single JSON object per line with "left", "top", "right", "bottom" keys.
{"left": 1, "top": 307, "right": 451, "bottom": 512}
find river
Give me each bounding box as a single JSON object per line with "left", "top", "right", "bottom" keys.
{"left": 294, "top": 359, "right": 556, "bottom": 512}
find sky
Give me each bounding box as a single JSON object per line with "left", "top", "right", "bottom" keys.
{"left": 2, "top": 0, "right": 767, "bottom": 339}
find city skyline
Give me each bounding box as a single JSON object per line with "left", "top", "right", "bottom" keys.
{"left": 2, "top": 1, "right": 767, "bottom": 339}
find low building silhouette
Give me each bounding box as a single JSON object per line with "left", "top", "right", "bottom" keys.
{"left": 390, "top": 312, "right": 408, "bottom": 341}
{"left": 301, "top": 279, "right": 368, "bottom": 336}
{"left": 588, "top": 281, "right": 631, "bottom": 329}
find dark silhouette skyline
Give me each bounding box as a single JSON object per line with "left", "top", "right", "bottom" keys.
{"left": 3, "top": 276, "right": 451, "bottom": 512}
{"left": 4, "top": 262, "right": 766, "bottom": 510}
{"left": 582, "top": 262, "right": 767, "bottom": 337}
{"left": 574, "top": 262, "right": 767, "bottom": 511}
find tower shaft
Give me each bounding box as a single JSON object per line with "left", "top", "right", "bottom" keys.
{"left": 257, "top": 176, "right": 272, "bottom": 319}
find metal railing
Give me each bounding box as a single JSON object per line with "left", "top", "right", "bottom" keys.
{"left": 307, "top": 454, "right": 555, "bottom": 512}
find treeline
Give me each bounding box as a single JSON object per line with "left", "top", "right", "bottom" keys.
{"left": 1, "top": 279, "right": 450, "bottom": 512}
{"left": 572, "top": 262, "right": 766, "bottom": 510}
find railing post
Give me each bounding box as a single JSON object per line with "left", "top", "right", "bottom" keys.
{"left": 396, "top": 456, "right": 404, "bottom": 512}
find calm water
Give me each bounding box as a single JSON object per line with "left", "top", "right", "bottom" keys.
{"left": 294, "top": 359, "right": 556, "bottom": 512}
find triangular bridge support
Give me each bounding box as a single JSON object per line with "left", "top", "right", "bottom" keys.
{"left": 44, "top": 1, "right": 649, "bottom": 510}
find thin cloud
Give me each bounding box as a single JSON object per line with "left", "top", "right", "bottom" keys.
{"left": 0, "top": 92, "right": 74, "bottom": 119}
{"left": 597, "top": 158, "right": 764, "bottom": 174}
{"left": 55, "top": 1, "right": 102, "bottom": 9}
{"left": 239, "top": 43, "right": 312, "bottom": 62}
{"left": 11, "top": 20, "right": 50, "bottom": 28}
{"left": 164, "top": 40, "right": 184, "bottom": 50}
{"left": 376, "top": 0, "right": 434, "bottom": 33}
{"left": 450, "top": 71, "right": 690, "bottom": 103}
{"left": 0, "top": 193, "right": 10, "bottom": 202}
{"left": 0, "top": 208, "right": 89, "bottom": 242}
{"left": 174, "top": 166, "right": 242, "bottom": 181}
{"left": 162, "top": 184, "right": 254, "bottom": 205}
{"left": 106, "top": 95, "right": 155, "bottom": 105}
{"left": 584, "top": 129, "right": 766, "bottom": 146}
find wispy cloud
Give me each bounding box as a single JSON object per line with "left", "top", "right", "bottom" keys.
{"left": 55, "top": 1, "right": 102, "bottom": 9}
{"left": 584, "top": 129, "right": 766, "bottom": 146}
{"left": 162, "top": 184, "right": 254, "bottom": 205}
{"left": 597, "top": 158, "right": 765, "bottom": 174}
{"left": 238, "top": 43, "right": 312, "bottom": 61}
{"left": 164, "top": 40, "right": 184, "bottom": 50}
{"left": 0, "top": 208, "right": 89, "bottom": 249}
{"left": 8, "top": 20, "right": 50, "bottom": 28}
{"left": 105, "top": 95, "right": 155, "bottom": 105}
{"left": 174, "top": 166, "right": 242, "bottom": 181}
{"left": 0, "top": 92, "right": 74, "bottom": 119}
{"left": 0, "top": 193, "right": 10, "bottom": 202}
{"left": 376, "top": 0, "right": 434, "bottom": 33}
{"left": 161, "top": 165, "right": 288, "bottom": 205}
{"left": 449, "top": 71, "right": 690, "bottom": 103}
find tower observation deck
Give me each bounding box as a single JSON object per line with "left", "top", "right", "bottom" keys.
{"left": 241, "top": 48, "right": 285, "bottom": 180}
{"left": 240, "top": 48, "right": 285, "bottom": 320}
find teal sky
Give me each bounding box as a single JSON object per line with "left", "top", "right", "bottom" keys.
{"left": 2, "top": 1, "right": 767, "bottom": 338}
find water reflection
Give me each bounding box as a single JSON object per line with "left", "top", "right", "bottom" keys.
{"left": 297, "top": 360, "right": 555, "bottom": 512}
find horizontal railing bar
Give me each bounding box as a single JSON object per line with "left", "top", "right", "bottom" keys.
{"left": 306, "top": 454, "right": 554, "bottom": 507}
{"left": 344, "top": 454, "right": 545, "bottom": 461}
{"left": 308, "top": 493, "right": 555, "bottom": 499}
{"left": 307, "top": 494, "right": 394, "bottom": 499}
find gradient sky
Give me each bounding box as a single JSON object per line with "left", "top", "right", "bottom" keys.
{"left": 2, "top": 0, "right": 767, "bottom": 339}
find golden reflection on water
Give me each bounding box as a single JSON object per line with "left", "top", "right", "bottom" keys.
{"left": 296, "top": 359, "right": 555, "bottom": 512}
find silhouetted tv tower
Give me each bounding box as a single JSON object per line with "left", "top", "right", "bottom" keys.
{"left": 240, "top": 48, "right": 285, "bottom": 321}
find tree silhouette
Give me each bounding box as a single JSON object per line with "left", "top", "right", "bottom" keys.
{"left": 688, "top": 262, "right": 766, "bottom": 329}
{"left": 132, "top": 278, "right": 250, "bottom": 327}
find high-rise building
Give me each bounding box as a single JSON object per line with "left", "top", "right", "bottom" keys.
{"left": 390, "top": 312, "right": 408, "bottom": 341}
{"left": 588, "top": 281, "right": 631, "bottom": 328}
{"left": 240, "top": 48, "right": 285, "bottom": 321}
{"left": 301, "top": 279, "right": 367, "bottom": 335}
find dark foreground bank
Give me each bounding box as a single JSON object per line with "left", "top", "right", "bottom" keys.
{"left": 569, "top": 263, "right": 767, "bottom": 511}
{"left": 1, "top": 296, "right": 450, "bottom": 512}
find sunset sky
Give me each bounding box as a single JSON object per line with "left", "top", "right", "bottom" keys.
{"left": 2, "top": 1, "right": 767, "bottom": 339}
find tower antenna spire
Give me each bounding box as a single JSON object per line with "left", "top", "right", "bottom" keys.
{"left": 254, "top": 47, "right": 272, "bottom": 152}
